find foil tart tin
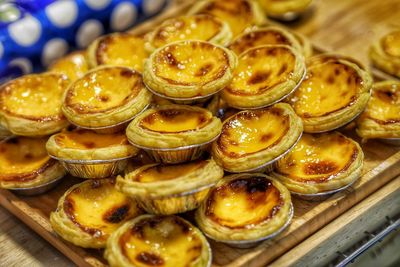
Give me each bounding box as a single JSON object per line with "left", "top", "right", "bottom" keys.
{"left": 9, "top": 175, "right": 65, "bottom": 196}
{"left": 129, "top": 134, "right": 220, "bottom": 164}
{"left": 136, "top": 183, "right": 215, "bottom": 215}
{"left": 50, "top": 155, "right": 132, "bottom": 179}
{"left": 206, "top": 204, "right": 294, "bottom": 249}
{"left": 379, "top": 138, "right": 400, "bottom": 146}
{"left": 227, "top": 132, "right": 302, "bottom": 174}
{"left": 290, "top": 179, "right": 358, "bottom": 201}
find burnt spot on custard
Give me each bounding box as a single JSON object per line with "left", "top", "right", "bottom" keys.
{"left": 136, "top": 252, "right": 164, "bottom": 266}
{"left": 194, "top": 63, "right": 214, "bottom": 77}
{"left": 303, "top": 161, "right": 339, "bottom": 175}
{"left": 103, "top": 204, "right": 131, "bottom": 223}
{"left": 248, "top": 70, "right": 271, "bottom": 85}
{"left": 205, "top": 176, "right": 283, "bottom": 228}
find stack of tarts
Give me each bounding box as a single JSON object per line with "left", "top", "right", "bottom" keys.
{"left": 1, "top": 1, "right": 394, "bottom": 266}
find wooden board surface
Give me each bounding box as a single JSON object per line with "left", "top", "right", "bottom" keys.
{"left": 1, "top": 0, "right": 400, "bottom": 266}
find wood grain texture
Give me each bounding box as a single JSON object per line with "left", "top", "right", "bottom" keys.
{"left": 0, "top": 0, "right": 399, "bottom": 266}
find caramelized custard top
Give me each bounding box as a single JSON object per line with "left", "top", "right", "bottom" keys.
{"left": 133, "top": 160, "right": 208, "bottom": 183}
{"left": 226, "top": 46, "right": 296, "bottom": 95}
{"left": 0, "top": 137, "right": 52, "bottom": 181}
{"left": 290, "top": 61, "right": 361, "bottom": 118}
{"left": 0, "top": 73, "right": 68, "bottom": 120}
{"left": 63, "top": 179, "right": 140, "bottom": 239}
{"left": 65, "top": 67, "right": 143, "bottom": 114}
{"left": 153, "top": 41, "right": 229, "bottom": 86}
{"left": 229, "top": 29, "right": 293, "bottom": 55}
{"left": 205, "top": 176, "right": 283, "bottom": 228}
{"left": 54, "top": 129, "right": 129, "bottom": 149}
{"left": 49, "top": 51, "right": 89, "bottom": 82}
{"left": 96, "top": 34, "right": 148, "bottom": 72}
{"left": 366, "top": 82, "right": 400, "bottom": 124}
{"left": 119, "top": 216, "right": 203, "bottom": 267}
{"left": 217, "top": 108, "right": 290, "bottom": 158}
{"left": 151, "top": 14, "right": 224, "bottom": 49}
{"left": 276, "top": 133, "right": 358, "bottom": 183}
{"left": 140, "top": 108, "right": 212, "bottom": 133}
{"left": 195, "top": 0, "right": 255, "bottom": 37}
{"left": 381, "top": 30, "right": 400, "bottom": 57}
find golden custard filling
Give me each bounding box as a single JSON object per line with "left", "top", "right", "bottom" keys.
{"left": 63, "top": 180, "right": 140, "bottom": 239}
{"left": 132, "top": 161, "right": 208, "bottom": 183}
{"left": 194, "top": 0, "right": 257, "bottom": 37}
{"left": 276, "top": 133, "right": 358, "bottom": 183}
{"left": 65, "top": 67, "right": 141, "bottom": 114}
{"left": 0, "top": 137, "right": 51, "bottom": 181}
{"left": 95, "top": 34, "right": 148, "bottom": 71}
{"left": 153, "top": 41, "right": 229, "bottom": 86}
{"left": 229, "top": 29, "right": 295, "bottom": 55}
{"left": 205, "top": 176, "right": 283, "bottom": 229}
{"left": 150, "top": 14, "right": 225, "bottom": 49}
{"left": 381, "top": 30, "right": 400, "bottom": 57}
{"left": 54, "top": 129, "right": 129, "bottom": 149}
{"left": 291, "top": 61, "right": 361, "bottom": 118}
{"left": 366, "top": 83, "right": 400, "bottom": 124}
{"left": 218, "top": 108, "right": 289, "bottom": 157}
{"left": 226, "top": 46, "right": 296, "bottom": 95}
{"left": 49, "top": 51, "right": 89, "bottom": 82}
{"left": 0, "top": 73, "right": 67, "bottom": 119}
{"left": 118, "top": 216, "right": 204, "bottom": 267}
{"left": 139, "top": 109, "right": 212, "bottom": 133}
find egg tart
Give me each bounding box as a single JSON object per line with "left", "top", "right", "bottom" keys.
{"left": 47, "top": 129, "right": 139, "bottom": 178}
{"left": 62, "top": 66, "right": 152, "bottom": 132}
{"left": 195, "top": 173, "right": 292, "bottom": 247}
{"left": 49, "top": 51, "right": 89, "bottom": 83}
{"left": 0, "top": 136, "right": 65, "bottom": 189}
{"left": 357, "top": 81, "right": 400, "bottom": 140}
{"left": 288, "top": 55, "right": 372, "bottom": 133}
{"left": 126, "top": 105, "right": 222, "bottom": 163}
{"left": 50, "top": 178, "right": 142, "bottom": 248}
{"left": 88, "top": 33, "right": 148, "bottom": 72}
{"left": 143, "top": 40, "right": 236, "bottom": 101}
{"left": 212, "top": 103, "right": 303, "bottom": 173}
{"left": 0, "top": 73, "right": 69, "bottom": 136}
{"left": 116, "top": 159, "right": 223, "bottom": 215}
{"left": 272, "top": 132, "right": 363, "bottom": 195}
{"left": 228, "top": 26, "right": 302, "bottom": 56}
{"left": 257, "top": 0, "right": 312, "bottom": 18}
{"left": 145, "top": 14, "right": 232, "bottom": 52}
{"left": 105, "top": 215, "right": 211, "bottom": 267}
{"left": 188, "top": 0, "right": 265, "bottom": 38}
{"left": 222, "top": 45, "right": 305, "bottom": 109}
{"left": 370, "top": 30, "right": 400, "bottom": 78}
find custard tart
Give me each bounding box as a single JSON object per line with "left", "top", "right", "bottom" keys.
{"left": 88, "top": 33, "right": 148, "bottom": 72}
{"left": 222, "top": 45, "right": 305, "bottom": 109}
{"left": 357, "top": 81, "right": 400, "bottom": 140}
{"left": 62, "top": 66, "right": 152, "bottom": 132}
{"left": 228, "top": 26, "right": 302, "bottom": 56}
{"left": 126, "top": 105, "right": 222, "bottom": 163}
{"left": 105, "top": 215, "right": 211, "bottom": 267}
{"left": 0, "top": 136, "right": 65, "bottom": 189}
{"left": 370, "top": 30, "right": 400, "bottom": 78}
{"left": 188, "top": 0, "right": 265, "bottom": 37}
{"left": 47, "top": 129, "right": 139, "bottom": 178}
{"left": 116, "top": 159, "right": 223, "bottom": 215}
{"left": 49, "top": 51, "right": 89, "bottom": 83}
{"left": 143, "top": 40, "right": 237, "bottom": 101}
{"left": 257, "top": 0, "right": 312, "bottom": 18}
{"left": 145, "top": 14, "right": 232, "bottom": 52}
{"left": 272, "top": 132, "right": 363, "bottom": 195}
{"left": 0, "top": 73, "right": 69, "bottom": 136}
{"left": 195, "top": 173, "right": 292, "bottom": 246}
{"left": 212, "top": 103, "right": 303, "bottom": 172}
{"left": 288, "top": 54, "right": 372, "bottom": 133}
{"left": 50, "top": 178, "right": 142, "bottom": 248}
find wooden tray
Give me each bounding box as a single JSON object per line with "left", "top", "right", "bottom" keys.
{"left": 1, "top": 2, "right": 400, "bottom": 267}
